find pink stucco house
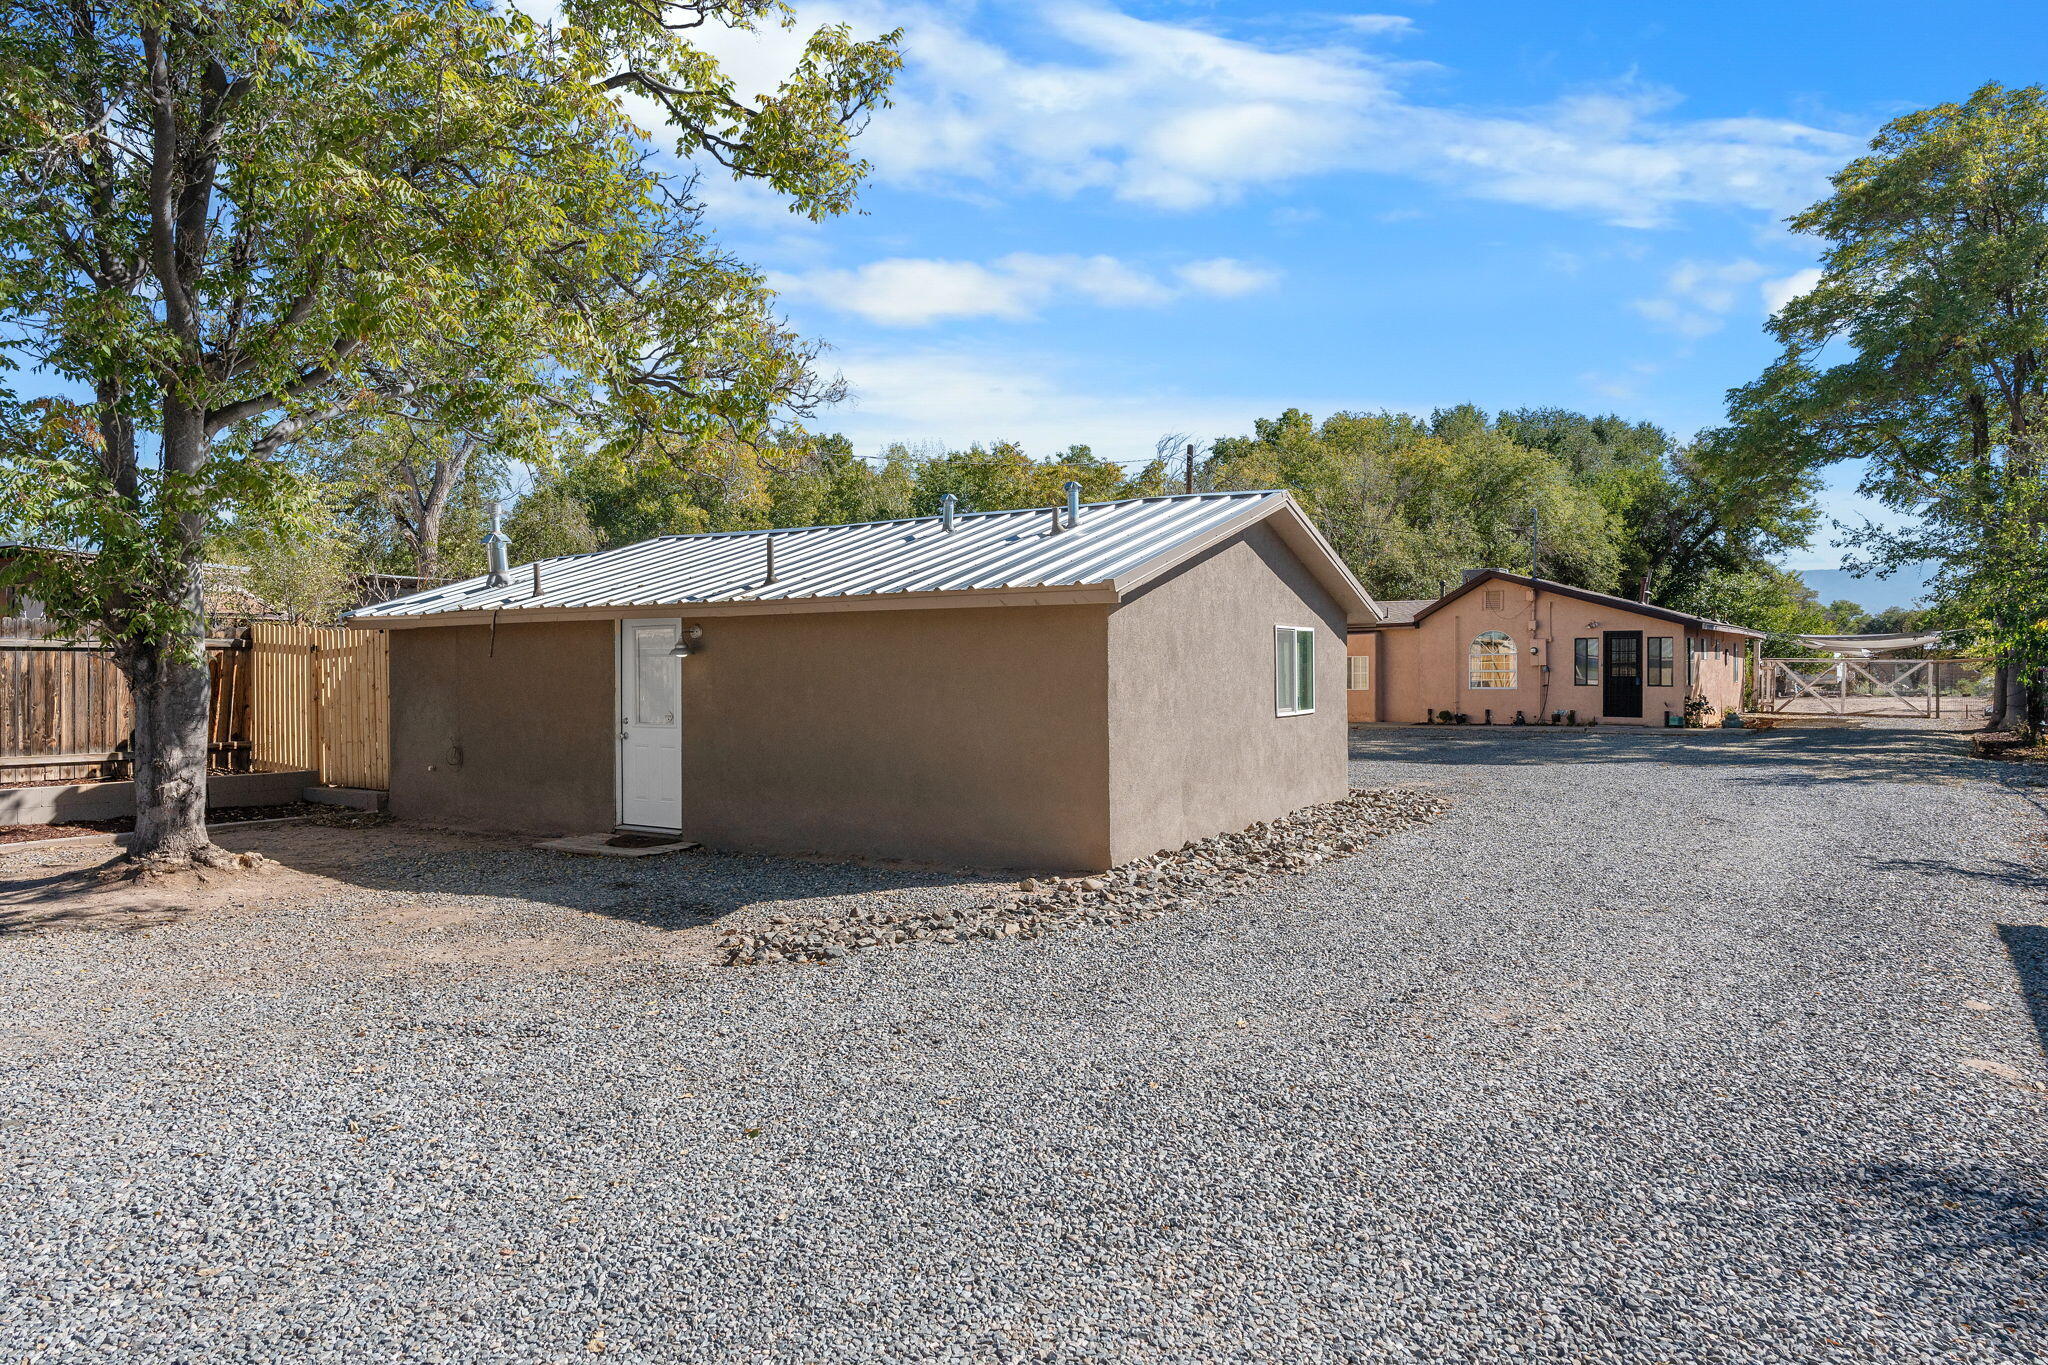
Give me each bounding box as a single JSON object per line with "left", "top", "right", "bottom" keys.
{"left": 1347, "top": 570, "right": 1762, "bottom": 727}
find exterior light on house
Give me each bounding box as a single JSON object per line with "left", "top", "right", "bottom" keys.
{"left": 668, "top": 625, "right": 703, "bottom": 658}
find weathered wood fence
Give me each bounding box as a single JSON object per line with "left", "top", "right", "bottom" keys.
{"left": 0, "top": 617, "right": 387, "bottom": 788}
{"left": 0, "top": 617, "right": 253, "bottom": 782}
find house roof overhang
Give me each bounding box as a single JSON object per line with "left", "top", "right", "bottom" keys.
{"left": 1353, "top": 569, "right": 1765, "bottom": 640}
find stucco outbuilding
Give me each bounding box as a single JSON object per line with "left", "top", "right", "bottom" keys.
{"left": 1346, "top": 569, "right": 1761, "bottom": 727}
{"left": 346, "top": 491, "right": 1380, "bottom": 873}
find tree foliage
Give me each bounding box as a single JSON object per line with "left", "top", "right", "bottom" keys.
{"left": 1197, "top": 405, "right": 1815, "bottom": 613}
{"left": 0, "top": 0, "right": 899, "bottom": 863}
{"left": 1723, "top": 81, "right": 2048, "bottom": 727}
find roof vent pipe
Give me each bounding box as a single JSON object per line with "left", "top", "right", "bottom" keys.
{"left": 484, "top": 500, "right": 511, "bottom": 587}
{"left": 765, "top": 534, "right": 777, "bottom": 584}
{"left": 940, "top": 493, "right": 957, "bottom": 532}
{"left": 1063, "top": 480, "right": 1082, "bottom": 529}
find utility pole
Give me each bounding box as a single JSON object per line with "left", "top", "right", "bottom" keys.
{"left": 1184, "top": 443, "right": 1196, "bottom": 494}
{"left": 1528, "top": 504, "right": 1541, "bottom": 577}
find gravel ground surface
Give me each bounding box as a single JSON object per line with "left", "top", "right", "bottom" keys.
{"left": 4, "top": 720, "right": 2047, "bottom": 1363}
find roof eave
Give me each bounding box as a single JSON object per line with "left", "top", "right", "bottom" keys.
{"left": 344, "top": 581, "right": 1124, "bottom": 629}
{"left": 1107, "top": 491, "right": 1383, "bottom": 626}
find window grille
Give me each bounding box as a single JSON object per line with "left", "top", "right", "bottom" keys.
{"left": 1469, "top": 631, "right": 1516, "bottom": 689}
{"left": 1647, "top": 636, "right": 1675, "bottom": 687}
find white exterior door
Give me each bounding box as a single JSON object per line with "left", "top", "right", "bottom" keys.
{"left": 618, "top": 619, "right": 684, "bottom": 830}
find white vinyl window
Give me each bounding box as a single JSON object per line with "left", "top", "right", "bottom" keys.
{"left": 1347, "top": 654, "right": 1371, "bottom": 691}
{"left": 1275, "top": 626, "right": 1316, "bottom": 716}
{"left": 1469, "top": 630, "right": 1517, "bottom": 689}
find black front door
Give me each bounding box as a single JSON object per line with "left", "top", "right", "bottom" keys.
{"left": 1603, "top": 631, "right": 1643, "bottom": 718}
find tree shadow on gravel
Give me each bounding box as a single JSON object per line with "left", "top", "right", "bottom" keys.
{"left": 1868, "top": 856, "right": 2045, "bottom": 892}
{"left": 0, "top": 823, "right": 1014, "bottom": 938}
{"left": 227, "top": 825, "right": 1012, "bottom": 932}
{"left": 1349, "top": 723, "right": 1980, "bottom": 790}
{"left": 1740, "top": 1161, "right": 2048, "bottom": 1340}
{"left": 2000, "top": 925, "right": 2048, "bottom": 1068}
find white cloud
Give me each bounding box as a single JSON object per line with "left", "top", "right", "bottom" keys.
{"left": 1761, "top": 266, "right": 1823, "bottom": 315}
{"left": 1335, "top": 14, "right": 1419, "bottom": 38}
{"left": 1174, "top": 257, "right": 1279, "bottom": 297}
{"left": 820, "top": 345, "right": 1368, "bottom": 460}
{"left": 775, "top": 252, "right": 1277, "bottom": 326}
{"left": 1631, "top": 258, "right": 1770, "bottom": 337}
{"left": 700, "top": 1, "right": 1861, "bottom": 225}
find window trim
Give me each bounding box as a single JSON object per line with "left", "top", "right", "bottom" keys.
{"left": 1468, "top": 629, "right": 1517, "bottom": 690}
{"left": 1346, "top": 653, "right": 1371, "bottom": 692}
{"left": 1275, "top": 625, "right": 1316, "bottom": 717}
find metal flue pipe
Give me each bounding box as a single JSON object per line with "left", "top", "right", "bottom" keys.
{"left": 940, "top": 493, "right": 957, "bottom": 532}
{"left": 484, "top": 500, "right": 511, "bottom": 587}
{"left": 1063, "top": 480, "right": 1082, "bottom": 529}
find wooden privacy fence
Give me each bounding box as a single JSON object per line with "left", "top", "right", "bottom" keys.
{"left": 249, "top": 622, "right": 390, "bottom": 790}
{"left": 0, "top": 617, "right": 251, "bottom": 783}
{"left": 0, "top": 617, "right": 387, "bottom": 788}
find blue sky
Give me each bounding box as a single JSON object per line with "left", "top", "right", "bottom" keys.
{"left": 686, "top": 0, "right": 2048, "bottom": 599}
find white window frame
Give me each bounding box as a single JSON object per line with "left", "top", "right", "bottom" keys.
{"left": 1346, "top": 654, "right": 1371, "bottom": 691}
{"left": 1469, "top": 630, "right": 1517, "bottom": 690}
{"left": 1275, "top": 625, "right": 1316, "bottom": 717}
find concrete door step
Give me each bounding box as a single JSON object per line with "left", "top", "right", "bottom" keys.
{"left": 537, "top": 832, "right": 702, "bottom": 858}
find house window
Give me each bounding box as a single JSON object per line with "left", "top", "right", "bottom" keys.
{"left": 1647, "top": 636, "right": 1675, "bottom": 687}
{"left": 1275, "top": 626, "right": 1315, "bottom": 716}
{"left": 1347, "top": 654, "right": 1371, "bottom": 691}
{"left": 1574, "top": 637, "right": 1598, "bottom": 686}
{"left": 1482, "top": 588, "right": 1505, "bottom": 612}
{"left": 1469, "top": 630, "right": 1516, "bottom": 689}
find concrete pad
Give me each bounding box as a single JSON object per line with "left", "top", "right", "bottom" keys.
{"left": 536, "top": 832, "right": 701, "bottom": 858}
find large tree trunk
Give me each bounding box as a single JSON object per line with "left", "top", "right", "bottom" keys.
{"left": 120, "top": 628, "right": 229, "bottom": 869}
{"left": 2005, "top": 662, "right": 2036, "bottom": 739}
{"left": 415, "top": 501, "right": 444, "bottom": 580}
{"left": 1988, "top": 660, "right": 2012, "bottom": 731}
{"left": 119, "top": 404, "right": 244, "bottom": 871}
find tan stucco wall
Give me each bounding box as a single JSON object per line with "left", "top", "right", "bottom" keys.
{"left": 1692, "top": 631, "right": 1749, "bottom": 717}
{"left": 1345, "top": 629, "right": 1381, "bottom": 722}
{"left": 1349, "top": 585, "right": 1751, "bottom": 726}
{"left": 1104, "top": 522, "right": 1349, "bottom": 865}
{"left": 381, "top": 521, "right": 1359, "bottom": 870}
{"left": 676, "top": 605, "right": 1112, "bottom": 872}
{"left": 387, "top": 620, "right": 617, "bottom": 833}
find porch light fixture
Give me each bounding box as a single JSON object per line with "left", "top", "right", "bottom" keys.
{"left": 668, "top": 625, "right": 704, "bottom": 658}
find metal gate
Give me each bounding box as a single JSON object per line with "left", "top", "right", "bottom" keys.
{"left": 1757, "top": 657, "right": 1991, "bottom": 719}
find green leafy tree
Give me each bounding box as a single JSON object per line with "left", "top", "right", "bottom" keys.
{"left": 1727, "top": 82, "right": 2048, "bottom": 731}
{"left": 502, "top": 482, "right": 602, "bottom": 563}
{"left": 210, "top": 480, "right": 361, "bottom": 624}
{"left": 0, "top": 0, "right": 898, "bottom": 867}
{"left": 1205, "top": 406, "right": 1621, "bottom": 600}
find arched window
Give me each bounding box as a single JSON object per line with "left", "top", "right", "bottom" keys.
{"left": 1469, "top": 631, "right": 1516, "bottom": 689}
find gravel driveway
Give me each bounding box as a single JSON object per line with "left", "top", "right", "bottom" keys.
{"left": 5, "top": 722, "right": 2046, "bottom": 1363}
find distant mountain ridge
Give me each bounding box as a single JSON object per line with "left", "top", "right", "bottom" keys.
{"left": 1797, "top": 563, "right": 1932, "bottom": 613}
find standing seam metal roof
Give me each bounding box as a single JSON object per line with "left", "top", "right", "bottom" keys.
{"left": 348, "top": 490, "right": 1321, "bottom": 620}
